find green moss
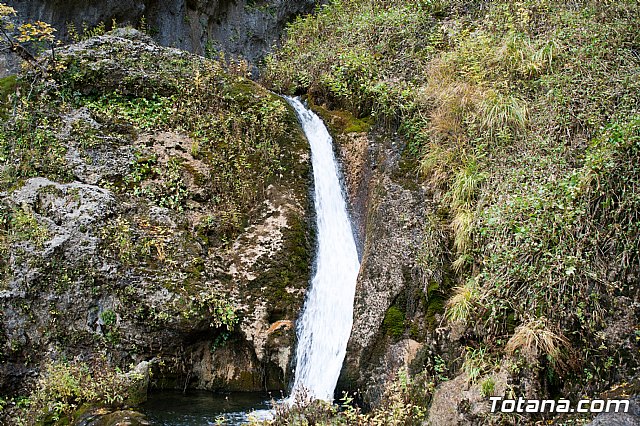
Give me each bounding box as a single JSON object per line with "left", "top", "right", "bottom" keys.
{"left": 0, "top": 75, "right": 17, "bottom": 117}
{"left": 0, "top": 75, "right": 17, "bottom": 96}
{"left": 68, "top": 404, "right": 94, "bottom": 425}
{"left": 309, "top": 102, "right": 373, "bottom": 134}
{"left": 425, "top": 297, "right": 444, "bottom": 331}
{"left": 383, "top": 306, "right": 405, "bottom": 338}
{"left": 251, "top": 212, "right": 312, "bottom": 317}
{"left": 345, "top": 116, "right": 374, "bottom": 133}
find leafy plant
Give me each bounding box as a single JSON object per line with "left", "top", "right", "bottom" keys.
{"left": 462, "top": 346, "right": 492, "bottom": 384}
{"left": 11, "top": 358, "right": 144, "bottom": 425}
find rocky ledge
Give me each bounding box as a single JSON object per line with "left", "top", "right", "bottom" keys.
{"left": 0, "top": 29, "right": 312, "bottom": 404}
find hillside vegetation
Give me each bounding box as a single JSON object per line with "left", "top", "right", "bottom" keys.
{"left": 0, "top": 0, "right": 638, "bottom": 424}
{"left": 264, "top": 0, "right": 639, "bottom": 423}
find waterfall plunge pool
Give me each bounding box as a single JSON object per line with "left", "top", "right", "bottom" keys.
{"left": 139, "top": 97, "right": 359, "bottom": 424}
{"left": 140, "top": 391, "right": 274, "bottom": 425}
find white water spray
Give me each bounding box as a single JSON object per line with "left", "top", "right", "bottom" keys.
{"left": 285, "top": 97, "right": 361, "bottom": 402}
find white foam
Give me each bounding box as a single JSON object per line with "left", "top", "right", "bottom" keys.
{"left": 285, "top": 97, "right": 361, "bottom": 402}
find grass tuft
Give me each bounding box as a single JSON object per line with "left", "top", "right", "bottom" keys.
{"left": 451, "top": 207, "right": 474, "bottom": 255}
{"left": 479, "top": 90, "right": 528, "bottom": 140}
{"left": 445, "top": 276, "right": 480, "bottom": 323}
{"left": 505, "top": 317, "right": 572, "bottom": 374}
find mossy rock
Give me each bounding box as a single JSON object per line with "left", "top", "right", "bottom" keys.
{"left": 308, "top": 101, "right": 373, "bottom": 135}
{"left": 424, "top": 296, "right": 444, "bottom": 330}
{"left": 383, "top": 305, "right": 406, "bottom": 338}
{"left": 0, "top": 26, "right": 314, "bottom": 401}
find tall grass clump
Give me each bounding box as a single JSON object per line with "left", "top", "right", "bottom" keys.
{"left": 445, "top": 277, "right": 480, "bottom": 323}
{"left": 505, "top": 318, "right": 572, "bottom": 375}
{"left": 479, "top": 91, "right": 527, "bottom": 141}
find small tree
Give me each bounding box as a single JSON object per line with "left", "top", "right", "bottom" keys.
{"left": 17, "top": 20, "right": 57, "bottom": 58}
{"left": 0, "top": 3, "right": 58, "bottom": 68}
{"left": 0, "top": 3, "right": 18, "bottom": 46}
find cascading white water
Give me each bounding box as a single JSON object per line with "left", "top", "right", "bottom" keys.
{"left": 285, "top": 97, "right": 361, "bottom": 402}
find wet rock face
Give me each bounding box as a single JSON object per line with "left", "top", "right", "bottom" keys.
{"left": 347, "top": 173, "right": 428, "bottom": 349}
{"left": 326, "top": 121, "right": 436, "bottom": 403}
{"left": 6, "top": 0, "right": 319, "bottom": 64}
{"left": 342, "top": 171, "right": 431, "bottom": 403}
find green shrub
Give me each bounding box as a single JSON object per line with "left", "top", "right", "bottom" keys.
{"left": 11, "top": 358, "right": 144, "bottom": 425}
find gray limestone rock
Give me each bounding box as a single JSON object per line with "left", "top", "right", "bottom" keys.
{"left": 0, "top": 31, "right": 312, "bottom": 399}
{"left": 5, "top": 0, "right": 320, "bottom": 65}
{"left": 587, "top": 396, "right": 640, "bottom": 426}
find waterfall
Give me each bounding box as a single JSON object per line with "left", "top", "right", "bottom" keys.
{"left": 285, "top": 97, "right": 361, "bottom": 402}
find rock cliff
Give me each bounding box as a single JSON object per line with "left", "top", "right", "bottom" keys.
{"left": 6, "top": 0, "right": 319, "bottom": 64}
{"left": 0, "top": 29, "right": 312, "bottom": 399}
{"left": 309, "top": 106, "right": 446, "bottom": 404}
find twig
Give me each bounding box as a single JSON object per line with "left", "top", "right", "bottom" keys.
{"left": 0, "top": 24, "right": 46, "bottom": 73}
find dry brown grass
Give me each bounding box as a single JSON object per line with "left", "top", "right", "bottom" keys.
{"left": 416, "top": 58, "right": 487, "bottom": 190}
{"left": 445, "top": 276, "right": 480, "bottom": 323}
{"left": 451, "top": 207, "right": 474, "bottom": 255}
{"left": 422, "top": 59, "right": 484, "bottom": 143}
{"left": 505, "top": 317, "right": 573, "bottom": 374}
